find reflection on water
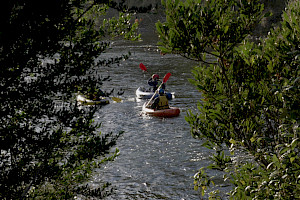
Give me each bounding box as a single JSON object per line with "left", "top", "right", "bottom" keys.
{"left": 89, "top": 29, "right": 229, "bottom": 199}
{"left": 95, "top": 99, "right": 209, "bottom": 199}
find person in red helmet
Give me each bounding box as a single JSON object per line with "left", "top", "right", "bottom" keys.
{"left": 148, "top": 74, "right": 165, "bottom": 92}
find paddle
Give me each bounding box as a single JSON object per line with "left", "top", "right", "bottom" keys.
{"left": 111, "top": 97, "right": 122, "bottom": 103}
{"left": 145, "top": 72, "right": 171, "bottom": 108}
{"left": 139, "top": 63, "right": 148, "bottom": 72}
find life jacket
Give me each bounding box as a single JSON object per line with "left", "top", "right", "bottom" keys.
{"left": 157, "top": 95, "right": 169, "bottom": 110}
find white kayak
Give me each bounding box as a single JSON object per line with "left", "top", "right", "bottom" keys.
{"left": 76, "top": 94, "right": 109, "bottom": 105}
{"left": 142, "top": 102, "right": 180, "bottom": 118}
{"left": 136, "top": 87, "right": 174, "bottom": 100}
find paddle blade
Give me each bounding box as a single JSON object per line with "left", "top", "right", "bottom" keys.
{"left": 111, "top": 97, "right": 122, "bottom": 103}
{"left": 139, "top": 63, "right": 147, "bottom": 72}
{"left": 163, "top": 73, "right": 171, "bottom": 83}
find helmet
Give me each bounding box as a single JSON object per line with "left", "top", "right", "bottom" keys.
{"left": 152, "top": 74, "right": 159, "bottom": 79}
{"left": 159, "top": 89, "right": 164, "bottom": 94}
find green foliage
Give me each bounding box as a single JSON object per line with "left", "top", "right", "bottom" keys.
{"left": 156, "top": 0, "right": 265, "bottom": 61}
{"left": 0, "top": 0, "right": 139, "bottom": 199}
{"left": 193, "top": 167, "right": 215, "bottom": 197}
{"left": 158, "top": 0, "right": 299, "bottom": 199}
{"left": 103, "top": 12, "right": 141, "bottom": 40}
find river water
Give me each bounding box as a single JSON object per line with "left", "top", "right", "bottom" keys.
{"left": 88, "top": 13, "right": 230, "bottom": 200}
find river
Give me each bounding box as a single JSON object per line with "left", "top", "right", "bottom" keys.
{"left": 88, "top": 13, "right": 230, "bottom": 200}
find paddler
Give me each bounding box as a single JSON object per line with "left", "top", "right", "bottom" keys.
{"left": 150, "top": 89, "right": 170, "bottom": 110}
{"left": 148, "top": 74, "right": 166, "bottom": 92}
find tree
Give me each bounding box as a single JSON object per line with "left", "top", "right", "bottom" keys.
{"left": 156, "top": 0, "right": 299, "bottom": 199}
{"left": 0, "top": 0, "right": 140, "bottom": 199}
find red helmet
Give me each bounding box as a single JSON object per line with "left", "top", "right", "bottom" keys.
{"left": 152, "top": 74, "right": 159, "bottom": 79}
